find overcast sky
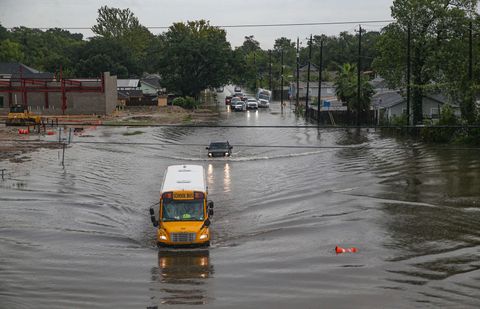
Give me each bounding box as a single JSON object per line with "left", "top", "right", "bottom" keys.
{"left": 0, "top": 0, "right": 394, "bottom": 48}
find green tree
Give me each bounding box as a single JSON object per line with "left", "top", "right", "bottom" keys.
{"left": 0, "top": 23, "right": 9, "bottom": 41}
{"left": 7, "top": 26, "right": 84, "bottom": 75}
{"left": 156, "top": 20, "right": 231, "bottom": 98}
{"left": 335, "top": 63, "right": 374, "bottom": 122}
{"left": 92, "top": 6, "right": 153, "bottom": 71}
{"left": 374, "top": 0, "right": 478, "bottom": 124}
{"left": 238, "top": 35, "right": 261, "bottom": 54}
{"left": 230, "top": 36, "right": 265, "bottom": 90}
{"left": 76, "top": 37, "right": 136, "bottom": 77}
{"left": 0, "top": 39, "right": 25, "bottom": 62}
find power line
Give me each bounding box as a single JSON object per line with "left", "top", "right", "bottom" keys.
{"left": 1, "top": 139, "right": 479, "bottom": 151}
{"left": 4, "top": 20, "right": 395, "bottom": 31}
{"left": 2, "top": 122, "right": 480, "bottom": 129}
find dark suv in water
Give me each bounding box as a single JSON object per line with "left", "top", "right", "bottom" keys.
{"left": 206, "top": 141, "right": 233, "bottom": 157}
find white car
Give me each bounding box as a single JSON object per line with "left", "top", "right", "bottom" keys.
{"left": 258, "top": 99, "right": 269, "bottom": 108}
{"left": 246, "top": 98, "right": 258, "bottom": 110}
{"left": 232, "top": 101, "right": 246, "bottom": 111}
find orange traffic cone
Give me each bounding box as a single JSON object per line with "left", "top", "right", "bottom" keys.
{"left": 335, "top": 246, "right": 358, "bottom": 254}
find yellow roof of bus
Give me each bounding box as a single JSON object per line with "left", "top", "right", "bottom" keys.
{"left": 161, "top": 165, "right": 207, "bottom": 194}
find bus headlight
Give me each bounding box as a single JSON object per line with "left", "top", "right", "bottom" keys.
{"left": 199, "top": 234, "right": 208, "bottom": 240}
{"left": 208, "top": 153, "right": 212, "bottom": 157}
{"left": 159, "top": 235, "right": 167, "bottom": 240}
{"left": 224, "top": 152, "right": 229, "bottom": 156}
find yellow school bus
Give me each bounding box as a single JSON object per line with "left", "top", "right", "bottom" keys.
{"left": 150, "top": 165, "right": 214, "bottom": 247}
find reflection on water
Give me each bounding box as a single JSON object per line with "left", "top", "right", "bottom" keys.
{"left": 207, "top": 164, "right": 214, "bottom": 185}
{"left": 207, "top": 163, "right": 231, "bottom": 193}
{"left": 150, "top": 250, "right": 213, "bottom": 306}
{"left": 223, "top": 163, "right": 231, "bottom": 193}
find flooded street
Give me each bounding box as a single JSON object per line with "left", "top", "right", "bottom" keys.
{"left": 1, "top": 91, "right": 480, "bottom": 308}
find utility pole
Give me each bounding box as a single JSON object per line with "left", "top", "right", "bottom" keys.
{"left": 406, "top": 24, "right": 411, "bottom": 126}
{"left": 254, "top": 51, "right": 258, "bottom": 90}
{"left": 269, "top": 49, "right": 272, "bottom": 91}
{"left": 296, "top": 37, "right": 300, "bottom": 111}
{"left": 468, "top": 20, "right": 474, "bottom": 122}
{"left": 356, "top": 26, "right": 362, "bottom": 126}
{"left": 305, "top": 34, "right": 312, "bottom": 118}
{"left": 317, "top": 39, "right": 323, "bottom": 124}
{"left": 469, "top": 21, "right": 473, "bottom": 82}
{"left": 281, "top": 49, "right": 284, "bottom": 112}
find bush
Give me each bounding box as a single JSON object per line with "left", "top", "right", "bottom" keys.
{"left": 184, "top": 96, "right": 198, "bottom": 109}
{"left": 171, "top": 96, "right": 198, "bottom": 109}
{"left": 172, "top": 97, "right": 186, "bottom": 108}
{"left": 390, "top": 114, "right": 408, "bottom": 126}
{"left": 420, "top": 104, "right": 459, "bottom": 143}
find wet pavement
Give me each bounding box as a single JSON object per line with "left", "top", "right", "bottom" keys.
{"left": 1, "top": 87, "right": 480, "bottom": 308}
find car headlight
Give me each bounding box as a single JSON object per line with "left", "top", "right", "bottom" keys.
{"left": 159, "top": 235, "right": 167, "bottom": 240}
{"left": 199, "top": 234, "right": 208, "bottom": 240}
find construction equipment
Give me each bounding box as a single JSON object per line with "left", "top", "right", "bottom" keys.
{"left": 6, "top": 104, "right": 42, "bottom": 126}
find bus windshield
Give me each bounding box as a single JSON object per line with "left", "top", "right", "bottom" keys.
{"left": 162, "top": 199, "right": 204, "bottom": 221}
{"left": 259, "top": 94, "right": 270, "bottom": 100}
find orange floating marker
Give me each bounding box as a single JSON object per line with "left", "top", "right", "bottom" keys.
{"left": 335, "top": 246, "right": 358, "bottom": 254}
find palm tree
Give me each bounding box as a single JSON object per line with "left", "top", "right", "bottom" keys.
{"left": 334, "top": 63, "right": 374, "bottom": 121}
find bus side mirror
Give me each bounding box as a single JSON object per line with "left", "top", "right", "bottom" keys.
{"left": 208, "top": 209, "right": 214, "bottom": 216}
{"left": 149, "top": 208, "right": 158, "bottom": 227}
{"left": 208, "top": 201, "right": 214, "bottom": 209}
{"left": 229, "top": 146, "right": 233, "bottom": 150}
{"left": 205, "top": 147, "right": 209, "bottom": 150}
{"left": 204, "top": 218, "right": 211, "bottom": 227}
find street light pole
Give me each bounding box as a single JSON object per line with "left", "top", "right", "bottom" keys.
{"left": 317, "top": 39, "right": 323, "bottom": 125}
{"left": 296, "top": 37, "right": 300, "bottom": 111}
{"left": 406, "top": 24, "right": 411, "bottom": 126}
{"left": 356, "top": 25, "right": 362, "bottom": 126}
{"left": 305, "top": 34, "right": 312, "bottom": 118}
{"left": 281, "top": 49, "right": 284, "bottom": 112}
{"left": 269, "top": 49, "right": 272, "bottom": 91}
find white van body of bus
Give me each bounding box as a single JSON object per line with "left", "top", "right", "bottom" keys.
{"left": 256, "top": 88, "right": 272, "bottom": 108}
{"left": 150, "top": 164, "right": 213, "bottom": 247}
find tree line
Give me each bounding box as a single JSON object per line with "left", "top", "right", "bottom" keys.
{"left": 0, "top": 1, "right": 479, "bottom": 125}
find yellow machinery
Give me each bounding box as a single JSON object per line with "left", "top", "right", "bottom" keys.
{"left": 6, "top": 104, "right": 42, "bottom": 126}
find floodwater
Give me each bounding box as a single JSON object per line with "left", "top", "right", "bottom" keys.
{"left": 1, "top": 89, "right": 480, "bottom": 308}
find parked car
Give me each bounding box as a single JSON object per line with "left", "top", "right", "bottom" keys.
{"left": 225, "top": 96, "right": 232, "bottom": 105}
{"left": 206, "top": 141, "right": 233, "bottom": 157}
{"left": 234, "top": 86, "right": 242, "bottom": 92}
{"left": 246, "top": 98, "right": 259, "bottom": 110}
{"left": 230, "top": 97, "right": 241, "bottom": 105}
{"left": 233, "top": 92, "right": 244, "bottom": 99}
{"left": 232, "top": 100, "right": 246, "bottom": 112}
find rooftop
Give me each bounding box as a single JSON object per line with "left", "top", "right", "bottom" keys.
{"left": 161, "top": 165, "right": 207, "bottom": 194}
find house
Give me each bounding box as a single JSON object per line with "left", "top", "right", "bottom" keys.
{"left": 140, "top": 75, "right": 165, "bottom": 96}
{"left": 289, "top": 81, "right": 337, "bottom": 101}
{"left": 372, "top": 91, "right": 461, "bottom": 123}
{"left": 117, "top": 89, "right": 145, "bottom": 106}
{"left": 369, "top": 76, "right": 390, "bottom": 94}
{"left": 294, "top": 64, "right": 320, "bottom": 82}
{"left": 0, "top": 62, "right": 55, "bottom": 80}
{"left": 0, "top": 62, "right": 55, "bottom": 110}
{"left": 117, "top": 79, "right": 140, "bottom": 91}
{"left": 0, "top": 63, "right": 117, "bottom": 115}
